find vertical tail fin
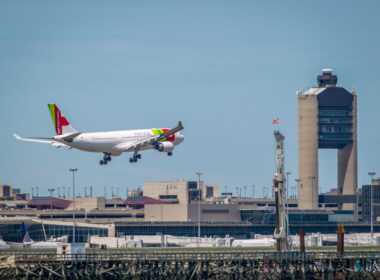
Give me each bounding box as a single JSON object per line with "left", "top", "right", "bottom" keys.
{"left": 48, "top": 104, "right": 78, "bottom": 135}
{"left": 22, "top": 222, "right": 33, "bottom": 243}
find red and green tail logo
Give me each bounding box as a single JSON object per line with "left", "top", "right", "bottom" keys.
{"left": 48, "top": 104, "right": 76, "bottom": 135}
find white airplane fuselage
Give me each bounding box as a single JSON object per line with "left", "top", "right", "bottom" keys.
{"left": 55, "top": 129, "right": 184, "bottom": 156}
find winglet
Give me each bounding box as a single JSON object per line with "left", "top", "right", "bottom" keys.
{"left": 178, "top": 121, "right": 183, "bottom": 129}
{"left": 13, "top": 133, "right": 22, "bottom": 140}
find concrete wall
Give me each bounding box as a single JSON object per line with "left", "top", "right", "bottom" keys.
{"left": 143, "top": 181, "right": 190, "bottom": 204}
{"left": 338, "top": 93, "right": 357, "bottom": 211}
{"left": 66, "top": 197, "right": 106, "bottom": 210}
{"left": 145, "top": 204, "right": 241, "bottom": 222}
{"left": 188, "top": 204, "right": 241, "bottom": 222}
{"left": 298, "top": 94, "right": 319, "bottom": 209}
{"left": 145, "top": 204, "right": 189, "bottom": 221}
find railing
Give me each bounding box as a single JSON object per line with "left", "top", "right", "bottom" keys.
{"left": 9, "top": 250, "right": 380, "bottom": 263}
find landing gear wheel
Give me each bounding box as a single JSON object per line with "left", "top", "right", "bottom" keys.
{"left": 103, "top": 160, "right": 107, "bottom": 165}
{"left": 107, "top": 156, "right": 111, "bottom": 161}
{"left": 168, "top": 152, "right": 173, "bottom": 156}
{"left": 133, "top": 157, "right": 138, "bottom": 163}
{"left": 129, "top": 158, "right": 134, "bottom": 163}
{"left": 100, "top": 160, "right": 104, "bottom": 165}
{"left": 136, "top": 154, "right": 141, "bottom": 159}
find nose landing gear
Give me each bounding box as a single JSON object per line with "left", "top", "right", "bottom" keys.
{"left": 100, "top": 153, "right": 112, "bottom": 165}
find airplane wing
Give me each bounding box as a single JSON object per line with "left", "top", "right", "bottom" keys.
{"left": 118, "top": 121, "right": 184, "bottom": 152}
{"left": 13, "top": 134, "right": 69, "bottom": 148}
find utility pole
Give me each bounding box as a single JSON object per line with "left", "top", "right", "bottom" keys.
{"left": 252, "top": 184, "right": 255, "bottom": 198}
{"left": 369, "top": 172, "right": 376, "bottom": 244}
{"left": 69, "top": 168, "right": 78, "bottom": 243}
{"left": 295, "top": 179, "right": 301, "bottom": 200}
{"left": 36, "top": 187, "right": 39, "bottom": 197}
{"left": 309, "top": 176, "right": 316, "bottom": 210}
{"left": 244, "top": 186, "right": 247, "bottom": 198}
{"left": 58, "top": 187, "right": 61, "bottom": 198}
{"left": 63, "top": 186, "right": 66, "bottom": 198}
{"left": 90, "top": 186, "right": 93, "bottom": 197}
{"left": 195, "top": 172, "right": 203, "bottom": 247}
{"left": 48, "top": 188, "right": 55, "bottom": 221}
{"left": 84, "top": 186, "right": 87, "bottom": 198}
{"left": 273, "top": 130, "right": 290, "bottom": 251}
{"left": 117, "top": 187, "right": 120, "bottom": 198}
{"left": 32, "top": 187, "right": 34, "bottom": 198}
{"left": 111, "top": 186, "right": 114, "bottom": 198}
{"left": 284, "top": 171, "right": 291, "bottom": 238}
{"left": 356, "top": 187, "right": 359, "bottom": 222}
{"left": 284, "top": 172, "right": 291, "bottom": 200}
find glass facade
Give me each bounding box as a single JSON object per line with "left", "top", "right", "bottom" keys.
{"left": 0, "top": 223, "right": 108, "bottom": 242}
{"left": 362, "top": 184, "right": 380, "bottom": 222}
{"left": 318, "top": 106, "right": 353, "bottom": 149}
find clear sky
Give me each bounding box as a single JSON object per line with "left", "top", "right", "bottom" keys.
{"left": 1, "top": 1, "right": 379, "bottom": 198}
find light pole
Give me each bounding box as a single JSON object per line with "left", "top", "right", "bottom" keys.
{"left": 295, "top": 179, "right": 301, "bottom": 201}
{"left": 70, "top": 168, "right": 78, "bottom": 243}
{"left": 308, "top": 176, "right": 316, "bottom": 210}
{"left": 284, "top": 172, "right": 291, "bottom": 200}
{"left": 284, "top": 172, "right": 291, "bottom": 236}
{"left": 48, "top": 188, "right": 55, "bottom": 221}
{"left": 356, "top": 187, "right": 359, "bottom": 222}
{"left": 252, "top": 184, "right": 255, "bottom": 198}
{"left": 369, "top": 172, "right": 376, "bottom": 243}
{"left": 195, "top": 172, "right": 203, "bottom": 247}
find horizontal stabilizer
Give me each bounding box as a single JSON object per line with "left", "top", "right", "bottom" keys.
{"left": 13, "top": 133, "right": 68, "bottom": 147}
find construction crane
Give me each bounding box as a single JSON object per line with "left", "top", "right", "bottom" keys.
{"left": 273, "top": 130, "right": 291, "bottom": 251}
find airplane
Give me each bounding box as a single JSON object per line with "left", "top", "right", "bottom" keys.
{"left": 6, "top": 222, "right": 64, "bottom": 249}
{"left": 14, "top": 104, "right": 184, "bottom": 165}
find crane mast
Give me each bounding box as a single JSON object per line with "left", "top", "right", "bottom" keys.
{"left": 273, "top": 130, "right": 290, "bottom": 251}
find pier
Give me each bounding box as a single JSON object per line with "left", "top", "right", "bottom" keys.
{"left": 1, "top": 249, "right": 380, "bottom": 279}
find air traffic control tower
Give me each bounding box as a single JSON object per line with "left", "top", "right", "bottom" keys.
{"left": 298, "top": 69, "right": 357, "bottom": 210}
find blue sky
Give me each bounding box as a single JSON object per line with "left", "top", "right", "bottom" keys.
{"left": 1, "top": 1, "right": 379, "bottom": 198}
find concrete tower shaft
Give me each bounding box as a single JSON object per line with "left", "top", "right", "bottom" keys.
{"left": 338, "top": 93, "right": 357, "bottom": 210}
{"left": 298, "top": 93, "right": 319, "bottom": 210}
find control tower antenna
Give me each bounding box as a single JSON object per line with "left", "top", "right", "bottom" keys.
{"left": 273, "top": 130, "right": 291, "bottom": 251}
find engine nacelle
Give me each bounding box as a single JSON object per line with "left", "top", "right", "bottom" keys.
{"left": 155, "top": 141, "right": 174, "bottom": 152}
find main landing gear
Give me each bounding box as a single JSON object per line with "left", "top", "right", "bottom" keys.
{"left": 168, "top": 152, "right": 172, "bottom": 156}
{"left": 129, "top": 152, "right": 141, "bottom": 163}
{"left": 100, "top": 153, "right": 112, "bottom": 165}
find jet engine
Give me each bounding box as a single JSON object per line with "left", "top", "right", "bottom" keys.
{"left": 154, "top": 141, "right": 174, "bottom": 152}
